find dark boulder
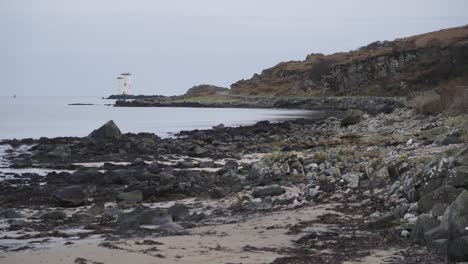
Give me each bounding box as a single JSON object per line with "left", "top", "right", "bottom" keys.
{"left": 199, "top": 160, "right": 215, "bottom": 168}
{"left": 448, "top": 236, "right": 468, "bottom": 262}
{"left": 446, "top": 166, "right": 468, "bottom": 188}
{"left": 168, "top": 204, "right": 190, "bottom": 222}
{"left": 9, "top": 219, "right": 30, "bottom": 230}
{"left": 446, "top": 190, "right": 468, "bottom": 239}
{"left": 431, "top": 203, "right": 448, "bottom": 217}
{"left": 218, "top": 160, "right": 239, "bottom": 174}
{"left": 47, "top": 145, "right": 71, "bottom": 158}
{"left": 40, "top": 210, "right": 67, "bottom": 221}
{"left": 176, "top": 161, "right": 196, "bottom": 168}
{"left": 109, "top": 169, "right": 137, "bottom": 185}
{"left": 116, "top": 190, "right": 143, "bottom": 203}
{"left": 406, "top": 158, "right": 453, "bottom": 202}
{"left": 417, "top": 185, "right": 462, "bottom": 213}
{"left": 0, "top": 209, "right": 24, "bottom": 219}
{"left": 68, "top": 169, "right": 100, "bottom": 184}
{"left": 131, "top": 158, "right": 146, "bottom": 166}
{"left": 117, "top": 208, "right": 169, "bottom": 233}
{"left": 209, "top": 187, "right": 229, "bottom": 199}
{"left": 424, "top": 190, "right": 468, "bottom": 261}
{"left": 88, "top": 120, "right": 122, "bottom": 140}
{"left": 436, "top": 130, "right": 463, "bottom": 145}
{"left": 155, "top": 171, "right": 176, "bottom": 184}
{"left": 147, "top": 162, "right": 162, "bottom": 174}
{"left": 252, "top": 186, "right": 285, "bottom": 198}
{"left": 71, "top": 213, "right": 96, "bottom": 224}
{"left": 53, "top": 185, "right": 88, "bottom": 207}
{"left": 193, "top": 147, "right": 209, "bottom": 157}
{"left": 411, "top": 214, "right": 440, "bottom": 244}
{"left": 367, "top": 205, "right": 409, "bottom": 229}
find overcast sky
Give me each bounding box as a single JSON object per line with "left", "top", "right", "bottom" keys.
{"left": 1, "top": 0, "right": 468, "bottom": 96}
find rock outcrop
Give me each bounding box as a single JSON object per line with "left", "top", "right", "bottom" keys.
{"left": 88, "top": 120, "right": 122, "bottom": 140}
{"left": 184, "top": 84, "right": 230, "bottom": 97}
{"left": 231, "top": 25, "right": 468, "bottom": 96}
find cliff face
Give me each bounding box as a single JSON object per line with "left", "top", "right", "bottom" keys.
{"left": 231, "top": 25, "right": 468, "bottom": 96}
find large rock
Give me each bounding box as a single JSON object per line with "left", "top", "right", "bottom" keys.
{"left": 367, "top": 205, "right": 409, "bottom": 229}
{"left": 0, "top": 209, "right": 24, "bottom": 219}
{"left": 342, "top": 173, "right": 360, "bottom": 188}
{"left": 245, "top": 197, "right": 274, "bottom": 211}
{"left": 305, "top": 186, "right": 320, "bottom": 201}
{"left": 448, "top": 236, "right": 468, "bottom": 262}
{"left": 53, "top": 185, "right": 88, "bottom": 207}
{"left": 247, "top": 152, "right": 301, "bottom": 184}
{"left": 9, "top": 219, "right": 30, "bottom": 230}
{"left": 199, "top": 160, "right": 215, "bottom": 168}
{"left": 454, "top": 148, "right": 468, "bottom": 166}
{"left": 417, "top": 185, "right": 463, "bottom": 213}
{"left": 412, "top": 214, "right": 440, "bottom": 243}
{"left": 167, "top": 204, "right": 189, "bottom": 222}
{"left": 424, "top": 190, "right": 468, "bottom": 261}
{"left": 40, "top": 210, "right": 67, "bottom": 221}
{"left": 155, "top": 222, "right": 183, "bottom": 231}
{"left": 405, "top": 157, "right": 454, "bottom": 202}
{"left": 68, "top": 169, "right": 100, "bottom": 184}
{"left": 47, "top": 145, "right": 71, "bottom": 158}
{"left": 193, "top": 147, "right": 209, "bottom": 157}
{"left": 429, "top": 239, "right": 448, "bottom": 256}
{"left": 218, "top": 160, "right": 239, "bottom": 174}
{"left": 369, "top": 166, "right": 390, "bottom": 188}
{"left": 446, "top": 166, "right": 468, "bottom": 188}
{"left": 117, "top": 190, "right": 143, "bottom": 203}
{"left": 147, "top": 162, "right": 162, "bottom": 174}
{"left": 431, "top": 203, "right": 448, "bottom": 217}
{"left": 109, "top": 169, "right": 137, "bottom": 185}
{"left": 436, "top": 130, "right": 463, "bottom": 145}
{"left": 117, "top": 208, "right": 170, "bottom": 233}
{"left": 88, "top": 120, "right": 122, "bottom": 140}
{"left": 252, "top": 186, "right": 285, "bottom": 198}
{"left": 209, "top": 187, "right": 229, "bottom": 199}
{"left": 446, "top": 190, "right": 468, "bottom": 239}
{"left": 341, "top": 109, "right": 364, "bottom": 127}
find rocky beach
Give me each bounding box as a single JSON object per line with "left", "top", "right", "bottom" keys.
{"left": 2, "top": 18, "right": 468, "bottom": 264}
{"left": 1, "top": 104, "right": 467, "bottom": 263}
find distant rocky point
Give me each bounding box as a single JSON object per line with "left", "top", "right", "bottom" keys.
{"left": 184, "top": 84, "right": 230, "bottom": 97}
{"left": 106, "top": 94, "right": 167, "bottom": 100}
{"left": 68, "top": 103, "right": 95, "bottom": 106}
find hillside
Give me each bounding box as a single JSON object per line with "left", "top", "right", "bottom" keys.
{"left": 230, "top": 25, "right": 468, "bottom": 96}
{"left": 184, "top": 84, "right": 230, "bottom": 97}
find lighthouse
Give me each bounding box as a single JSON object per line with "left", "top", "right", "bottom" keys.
{"left": 116, "top": 76, "right": 124, "bottom": 95}
{"left": 117, "top": 73, "right": 132, "bottom": 95}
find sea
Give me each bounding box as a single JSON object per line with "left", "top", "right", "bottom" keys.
{"left": 0, "top": 96, "right": 320, "bottom": 140}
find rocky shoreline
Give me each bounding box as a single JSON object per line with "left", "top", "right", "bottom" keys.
{"left": 1, "top": 107, "right": 467, "bottom": 263}
{"left": 114, "top": 96, "right": 406, "bottom": 114}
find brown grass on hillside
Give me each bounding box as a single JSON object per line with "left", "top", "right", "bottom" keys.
{"left": 340, "top": 25, "right": 468, "bottom": 65}
{"left": 408, "top": 79, "right": 468, "bottom": 114}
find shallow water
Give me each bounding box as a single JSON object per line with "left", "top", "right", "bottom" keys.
{"left": 0, "top": 96, "right": 318, "bottom": 139}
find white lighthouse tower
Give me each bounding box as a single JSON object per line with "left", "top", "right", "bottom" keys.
{"left": 117, "top": 76, "right": 124, "bottom": 95}
{"left": 117, "top": 73, "right": 132, "bottom": 95}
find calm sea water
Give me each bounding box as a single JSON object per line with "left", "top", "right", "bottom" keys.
{"left": 0, "top": 96, "right": 318, "bottom": 140}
